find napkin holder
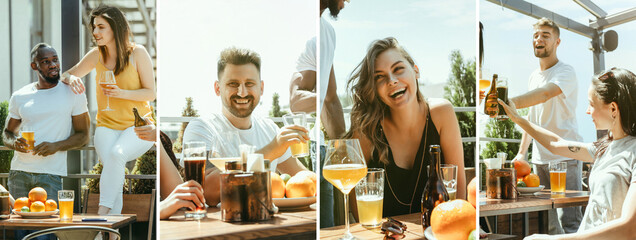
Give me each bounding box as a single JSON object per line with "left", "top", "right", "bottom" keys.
{"left": 486, "top": 168, "right": 517, "bottom": 199}
{"left": 220, "top": 170, "right": 273, "bottom": 222}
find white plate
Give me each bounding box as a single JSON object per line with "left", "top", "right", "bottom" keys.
{"left": 273, "top": 196, "right": 316, "bottom": 208}
{"left": 518, "top": 185, "right": 545, "bottom": 195}
{"left": 13, "top": 209, "right": 59, "bottom": 218}
{"left": 424, "top": 227, "right": 437, "bottom": 240}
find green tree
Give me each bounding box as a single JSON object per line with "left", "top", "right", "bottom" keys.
{"left": 443, "top": 50, "right": 476, "bottom": 167}
{"left": 480, "top": 108, "right": 531, "bottom": 160}
{"left": 0, "top": 101, "right": 13, "bottom": 172}
{"left": 269, "top": 93, "right": 288, "bottom": 128}
{"left": 174, "top": 97, "right": 199, "bottom": 153}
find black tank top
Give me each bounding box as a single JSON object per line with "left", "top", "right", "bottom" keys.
{"left": 369, "top": 109, "right": 443, "bottom": 217}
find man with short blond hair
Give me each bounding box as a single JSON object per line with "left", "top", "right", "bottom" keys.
{"left": 510, "top": 17, "right": 583, "bottom": 234}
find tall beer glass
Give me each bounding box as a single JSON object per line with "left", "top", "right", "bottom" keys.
{"left": 58, "top": 190, "right": 74, "bottom": 221}
{"left": 21, "top": 127, "right": 35, "bottom": 152}
{"left": 184, "top": 141, "right": 207, "bottom": 220}
{"left": 355, "top": 168, "right": 384, "bottom": 228}
{"left": 496, "top": 77, "right": 509, "bottom": 119}
{"left": 549, "top": 161, "right": 567, "bottom": 194}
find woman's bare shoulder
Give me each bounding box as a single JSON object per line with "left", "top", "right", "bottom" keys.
{"left": 427, "top": 98, "right": 456, "bottom": 129}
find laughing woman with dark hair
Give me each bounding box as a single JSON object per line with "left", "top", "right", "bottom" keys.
{"left": 346, "top": 37, "right": 466, "bottom": 217}
{"left": 60, "top": 5, "right": 156, "bottom": 217}
{"left": 499, "top": 68, "right": 636, "bottom": 240}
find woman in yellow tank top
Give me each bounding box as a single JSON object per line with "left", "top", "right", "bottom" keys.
{"left": 60, "top": 5, "right": 156, "bottom": 217}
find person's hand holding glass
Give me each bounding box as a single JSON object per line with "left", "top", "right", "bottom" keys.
{"left": 323, "top": 139, "right": 367, "bottom": 239}
{"left": 183, "top": 141, "right": 207, "bottom": 220}
{"left": 99, "top": 71, "right": 116, "bottom": 111}
{"left": 282, "top": 113, "right": 310, "bottom": 158}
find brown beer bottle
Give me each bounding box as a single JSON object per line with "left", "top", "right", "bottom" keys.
{"left": 133, "top": 108, "right": 147, "bottom": 127}
{"left": 484, "top": 74, "right": 499, "bottom": 117}
{"left": 421, "top": 145, "right": 449, "bottom": 230}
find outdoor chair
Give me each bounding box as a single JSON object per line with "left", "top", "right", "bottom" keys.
{"left": 22, "top": 226, "right": 120, "bottom": 240}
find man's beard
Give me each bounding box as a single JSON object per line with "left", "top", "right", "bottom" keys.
{"left": 224, "top": 95, "right": 256, "bottom": 118}
{"left": 534, "top": 49, "right": 551, "bottom": 58}
{"left": 39, "top": 69, "right": 60, "bottom": 84}
{"left": 328, "top": 0, "right": 341, "bottom": 18}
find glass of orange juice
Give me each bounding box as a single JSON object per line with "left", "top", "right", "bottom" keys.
{"left": 58, "top": 190, "right": 74, "bottom": 221}
{"left": 549, "top": 162, "right": 567, "bottom": 194}
{"left": 282, "top": 113, "right": 309, "bottom": 158}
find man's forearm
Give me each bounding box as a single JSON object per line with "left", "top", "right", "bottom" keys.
{"left": 518, "top": 131, "right": 532, "bottom": 156}
{"left": 256, "top": 141, "right": 286, "bottom": 163}
{"left": 290, "top": 90, "right": 317, "bottom": 113}
{"left": 2, "top": 130, "right": 17, "bottom": 150}
{"left": 321, "top": 97, "right": 346, "bottom": 139}
{"left": 53, "top": 131, "right": 89, "bottom": 151}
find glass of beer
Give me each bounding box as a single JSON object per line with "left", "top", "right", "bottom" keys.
{"left": 323, "top": 139, "right": 367, "bottom": 239}
{"left": 183, "top": 141, "right": 207, "bottom": 220}
{"left": 479, "top": 68, "right": 491, "bottom": 91}
{"left": 496, "top": 77, "right": 509, "bottom": 119}
{"left": 99, "top": 71, "right": 116, "bottom": 111}
{"left": 21, "top": 127, "right": 35, "bottom": 152}
{"left": 208, "top": 132, "right": 241, "bottom": 172}
{"left": 549, "top": 161, "right": 567, "bottom": 194}
{"left": 58, "top": 190, "right": 74, "bottom": 221}
{"left": 282, "top": 113, "right": 309, "bottom": 158}
{"left": 355, "top": 168, "right": 384, "bottom": 228}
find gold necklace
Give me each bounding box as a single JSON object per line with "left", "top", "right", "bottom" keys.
{"left": 384, "top": 106, "right": 429, "bottom": 208}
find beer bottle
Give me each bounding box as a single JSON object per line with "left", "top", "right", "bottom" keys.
{"left": 133, "top": 108, "right": 147, "bottom": 127}
{"left": 484, "top": 74, "right": 499, "bottom": 117}
{"left": 421, "top": 145, "right": 449, "bottom": 230}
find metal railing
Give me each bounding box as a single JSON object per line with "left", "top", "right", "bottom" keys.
{"left": 160, "top": 106, "right": 478, "bottom": 144}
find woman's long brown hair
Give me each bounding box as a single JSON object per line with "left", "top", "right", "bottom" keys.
{"left": 90, "top": 5, "right": 134, "bottom": 75}
{"left": 346, "top": 37, "right": 424, "bottom": 165}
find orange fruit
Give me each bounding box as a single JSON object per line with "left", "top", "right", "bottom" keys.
{"left": 285, "top": 174, "right": 316, "bottom": 198}
{"left": 467, "top": 177, "right": 477, "bottom": 208}
{"left": 513, "top": 159, "right": 531, "bottom": 178}
{"left": 28, "top": 187, "right": 47, "bottom": 203}
{"left": 431, "top": 199, "right": 476, "bottom": 240}
{"left": 523, "top": 173, "right": 540, "bottom": 187}
{"left": 294, "top": 170, "right": 317, "bottom": 184}
{"left": 271, "top": 172, "right": 285, "bottom": 198}
{"left": 30, "top": 201, "right": 45, "bottom": 212}
{"left": 14, "top": 197, "right": 31, "bottom": 211}
{"left": 45, "top": 199, "right": 57, "bottom": 211}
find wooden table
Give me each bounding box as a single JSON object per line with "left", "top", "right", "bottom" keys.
{"left": 480, "top": 190, "right": 589, "bottom": 236}
{"left": 480, "top": 190, "right": 590, "bottom": 216}
{"left": 321, "top": 213, "right": 423, "bottom": 239}
{"left": 160, "top": 206, "right": 316, "bottom": 239}
{"left": 0, "top": 213, "right": 136, "bottom": 239}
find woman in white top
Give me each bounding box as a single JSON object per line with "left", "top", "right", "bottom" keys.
{"left": 499, "top": 67, "right": 636, "bottom": 240}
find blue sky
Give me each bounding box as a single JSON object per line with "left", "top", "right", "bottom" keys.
{"left": 480, "top": 0, "right": 636, "bottom": 143}
{"left": 326, "top": 0, "right": 477, "bottom": 99}
{"left": 158, "top": 0, "right": 317, "bottom": 118}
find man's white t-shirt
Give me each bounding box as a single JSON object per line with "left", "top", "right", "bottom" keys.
{"left": 527, "top": 61, "right": 583, "bottom": 164}
{"left": 8, "top": 82, "right": 89, "bottom": 176}
{"left": 579, "top": 136, "right": 636, "bottom": 231}
{"left": 182, "top": 113, "right": 293, "bottom": 172}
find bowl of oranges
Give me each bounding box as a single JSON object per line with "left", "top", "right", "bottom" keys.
{"left": 513, "top": 160, "right": 545, "bottom": 195}
{"left": 12, "top": 187, "right": 59, "bottom": 218}
{"left": 271, "top": 171, "right": 317, "bottom": 209}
